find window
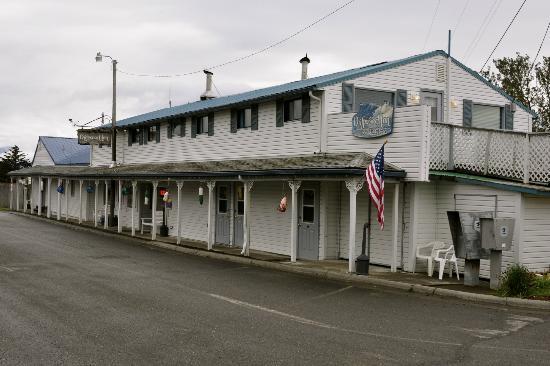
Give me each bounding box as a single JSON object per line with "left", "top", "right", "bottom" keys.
{"left": 301, "top": 189, "right": 315, "bottom": 223}
{"left": 284, "top": 98, "right": 302, "bottom": 122}
{"left": 472, "top": 104, "right": 503, "bottom": 130}
{"left": 130, "top": 128, "right": 140, "bottom": 144}
{"left": 70, "top": 180, "right": 76, "bottom": 197}
{"left": 236, "top": 185, "right": 244, "bottom": 215}
{"left": 147, "top": 125, "right": 158, "bottom": 142}
{"left": 197, "top": 116, "right": 209, "bottom": 134}
{"left": 218, "top": 186, "right": 228, "bottom": 213}
{"left": 354, "top": 88, "right": 394, "bottom": 112}
{"left": 237, "top": 108, "right": 252, "bottom": 129}
{"left": 173, "top": 122, "right": 183, "bottom": 136}
{"left": 420, "top": 91, "right": 443, "bottom": 122}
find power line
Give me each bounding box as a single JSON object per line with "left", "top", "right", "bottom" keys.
{"left": 118, "top": 0, "right": 355, "bottom": 79}
{"left": 463, "top": 0, "right": 500, "bottom": 61}
{"left": 422, "top": 0, "right": 441, "bottom": 52}
{"left": 529, "top": 20, "right": 550, "bottom": 74}
{"left": 453, "top": 0, "right": 470, "bottom": 35}
{"left": 480, "top": 0, "right": 528, "bottom": 72}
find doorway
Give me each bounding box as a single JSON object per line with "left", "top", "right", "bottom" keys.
{"left": 298, "top": 184, "right": 320, "bottom": 260}
{"left": 215, "top": 184, "right": 231, "bottom": 245}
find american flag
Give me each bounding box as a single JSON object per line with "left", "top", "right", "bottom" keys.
{"left": 366, "top": 143, "right": 385, "bottom": 230}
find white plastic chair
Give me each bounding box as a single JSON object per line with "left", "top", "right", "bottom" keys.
{"left": 434, "top": 245, "right": 460, "bottom": 280}
{"left": 415, "top": 241, "right": 447, "bottom": 277}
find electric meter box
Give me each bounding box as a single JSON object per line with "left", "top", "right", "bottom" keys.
{"left": 480, "top": 217, "right": 515, "bottom": 252}
{"left": 447, "top": 211, "right": 494, "bottom": 260}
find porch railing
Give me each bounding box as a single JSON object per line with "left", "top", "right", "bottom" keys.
{"left": 430, "top": 123, "right": 550, "bottom": 185}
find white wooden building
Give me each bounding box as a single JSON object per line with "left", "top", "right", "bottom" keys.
{"left": 10, "top": 50, "right": 550, "bottom": 275}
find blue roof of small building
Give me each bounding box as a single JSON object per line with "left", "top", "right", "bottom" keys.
{"left": 113, "top": 50, "right": 536, "bottom": 128}
{"left": 38, "top": 136, "right": 90, "bottom": 166}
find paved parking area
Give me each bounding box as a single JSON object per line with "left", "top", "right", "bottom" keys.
{"left": 1, "top": 212, "right": 549, "bottom": 365}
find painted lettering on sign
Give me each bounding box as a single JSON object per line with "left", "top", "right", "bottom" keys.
{"left": 352, "top": 103, "right": 394, "bottom": 139}
{"left": 77, "top": 130, "right": 111, "bottom": 145}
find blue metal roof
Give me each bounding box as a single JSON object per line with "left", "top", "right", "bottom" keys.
{"left": 39, "top": 136, "right": 90, "bottom": 166}
{"left": 114, "top": 50, "right": 536, "bottom": 128}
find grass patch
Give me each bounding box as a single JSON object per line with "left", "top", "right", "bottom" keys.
{"left": 0, "top": 207, "right": 10, "bottom": 211}
{"left": 498, "top": 264, "right": 550, "bottom": 299}
{"left": 531, "top": 273, "right": 550, "bottom": 297}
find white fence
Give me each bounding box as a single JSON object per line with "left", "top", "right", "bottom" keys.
{"left": 430, "top": 123, "right": 550, "bottom": 184}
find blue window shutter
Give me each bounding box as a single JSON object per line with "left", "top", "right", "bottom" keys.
{"left": 167, "top": 122, "right": 173, "bottom": 139}
{"left": 143, "top": 127, "right": 148, "bottom": 144}
{"left": 191, "top": 117, "right": 197, "bottom": 138}
{"left": 230, "top": 109, "right": 237, "bottom": 133}
{"left": 128, "top": 129, "right": 132, "bottom": 146}
{"left": 342, "top": 83, "right": 354, "bottom": 112}
{"left": 156, "top": 124, "right": 161, "bottom": 143}
{"left": 463, "top": 99, "right": 472, "bottom": 127}
{"left": 396, "top": 89, "right": 407, "bottom": 107}
{"left": 138, "top": 128, "right": 143, "bottom": 145}
{"left": 208, "top": 113, "right": 214, "bottom": 136}
{"left": 504, "top": 104, "right": 514, "bottom": 130}
{"left": 301, "top": 93, "right": 310, "bottom": 123}
{"left": 251, "top": 104, "right": 259, "bottom": 130}
{"left": 276, "top": 100, "right": 284, "bottom": 127}
{"left": 180, "top": 117, "right": 186, "bottom": 137}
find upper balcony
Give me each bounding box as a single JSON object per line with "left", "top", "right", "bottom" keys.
{"left": 430, "top": 123, "right": 550, "bottom": 185}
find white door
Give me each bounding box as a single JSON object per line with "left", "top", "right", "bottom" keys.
{"left": 216, "top": 185, "right": 231, "bottom": 244}
{"left": 233, "top": 183, "right": 244, "bottom": 247}
{"left": 298, "top": 186, "right": 319, "bottom": 260}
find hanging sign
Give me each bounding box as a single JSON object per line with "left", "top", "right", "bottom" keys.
{"left": 78, "top": 130, "right": 111, "bottom": 145}
{"left": 351, "top": 103, "right": 394, "bottom": 139}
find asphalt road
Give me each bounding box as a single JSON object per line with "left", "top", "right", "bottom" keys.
{"left": 0, "top": 212, "right": 549, "bottom": 365}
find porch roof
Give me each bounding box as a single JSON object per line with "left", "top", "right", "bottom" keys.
{"left": 9, "top": 152, "right": 406, "bottom": 180}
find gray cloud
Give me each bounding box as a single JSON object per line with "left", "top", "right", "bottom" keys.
{"left": 1, "top": 0, "right": 548, "bottom": 157}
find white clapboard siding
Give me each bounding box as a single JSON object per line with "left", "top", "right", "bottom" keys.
{"left": 326, "top": 105, "right": 431, "bottom": 181}
{"left": 32, "top": 141, "right": 54, "bottom": 166}
{"left": 434, "top": 181, "right": 520, "bottom": 278}
{"left": 321, "top": 181, "right": 342, "bottom": 260}
{"left": 338, "top": 183, "right": 402, "bottom": 266}
{"left": 322, "top": 54, "right": 531, "bottom": 132}
{"left": 521, "top": 196, "right": 550, "bottom": 272}
{"left": 92, "top": 98, "right": 321, "bottom": 167}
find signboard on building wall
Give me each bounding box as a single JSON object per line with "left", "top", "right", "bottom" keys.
{"left": 77, "top": 130, "right": 111, "bottom": 145}
{"left": 351, "top": 103, "right": 394, "bottom": 138}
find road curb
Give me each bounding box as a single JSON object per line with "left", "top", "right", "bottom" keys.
{"left": 11, "top": 212, "right": 550, "bottom": 310}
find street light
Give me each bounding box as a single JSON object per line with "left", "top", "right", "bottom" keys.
{"left": 95, "top": 51, "right": 117, "bottom": 168}
{"left": 96, "top": 51, "right": 118, "bottom": 226}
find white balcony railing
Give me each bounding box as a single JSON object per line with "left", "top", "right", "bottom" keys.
{"left": 430, "top": 123, "right": 550, "bottom": 185}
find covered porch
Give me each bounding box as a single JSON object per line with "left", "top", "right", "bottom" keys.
{"left": 9, "top": 153, "right": 407, "bottom": 273}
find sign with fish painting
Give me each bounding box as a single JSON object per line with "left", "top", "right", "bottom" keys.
{"left": 351, "top": 103, "right": 394, "bottom": 139}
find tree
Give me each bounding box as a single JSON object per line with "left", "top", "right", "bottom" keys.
{"left": 481, "top": 53, "right": 550, "bottom": 132}
{"left": 0, "top": 145, "right": 31, "bottom": 182}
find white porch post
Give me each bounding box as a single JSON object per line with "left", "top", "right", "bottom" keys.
{"left": 346, "top": 179, "right": 364, "bottom": 273}
{"left": 56, "top": 177, "right": 62, "bottom": 220}
{"left": 78, "top": 180, "right": 83, "bottom": 224}
{"left": 288, "top": 180, "right": 301, "bottom": 262}
{"left": 104, "top": 181, "right": 109, "bottom": 229}
{"left": 241, "top": 181, "right": 254, "bottom": 256}
{"left": 94, "top": 180, "right": 99, "bottom": 227}
{"left": 16, "top": 179, "right": 20, "bottom": 211}
{"left": 46, "top": 177, "right": 52, "bottom": 218}
{"left": 151, "top": 181, "right": 158, "bottom": 240}
{"left": 9, "top": 178, "right": 14, "bottom": 210}
{"left": 65, "top": 179, "right": 69, "bottom": 221}
{"left": 38, "top": 176, "right": 43, "bottom": 216}
{"left": 27, "top": 179, "right": 31, "bottom": 213}
{"left": 176, "top": 181, "right": 183, "bottom": 244}
{"left": 206, "top": 181, "right": 216, "bottom": 250}
{"left": 23, "top": 181, "right": 28, "bottom": 213}
{"left": 391, "top": 183, "right": 400, "bottom": 272}
{"left": 131, "top": 181, "right": 137, "bottom": 236}
{"left": 117, "top": 180, "right": 122, "bottom": 233}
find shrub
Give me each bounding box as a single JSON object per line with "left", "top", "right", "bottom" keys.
{"left": 498, "top": 264, "right": 535, "bottom": 298}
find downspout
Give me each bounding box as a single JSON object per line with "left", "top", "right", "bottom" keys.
{"left": 309, "top": 90, "right": 323, "bottom": 153}
{"left": 446, "top": 30, "right": 452, "bottom": 123}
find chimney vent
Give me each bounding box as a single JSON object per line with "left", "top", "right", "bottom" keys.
{"left": 299, "top": 54, "right": 310, "bottom": 80}
{"left": 200, "top": 70, "right": 216, "bottom": 100}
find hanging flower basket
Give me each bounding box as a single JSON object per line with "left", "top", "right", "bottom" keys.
{"left": 86, "top": 185, "right": 94, "bottom": 193}
{"left": 56, "top": 185, "right": 64, "bottom": 194}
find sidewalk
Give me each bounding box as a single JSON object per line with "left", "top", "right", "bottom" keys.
{"left": 12, "top": 211, "right": 550, "bottom": 310}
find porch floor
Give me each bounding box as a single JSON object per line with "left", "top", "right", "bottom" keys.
{"left": 26, "top": 213, "right": 495, "bottom": 296}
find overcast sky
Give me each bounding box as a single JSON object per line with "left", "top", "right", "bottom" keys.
{"left": 1, "top": 0, "right": 548, "bottom": 157}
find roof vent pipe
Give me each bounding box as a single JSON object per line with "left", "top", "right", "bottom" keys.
{"left": 299, "top": 54, "right": 310, "bottom": 80}
{"left": 200, "top": 70, "right": 216, "bottom": 100}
